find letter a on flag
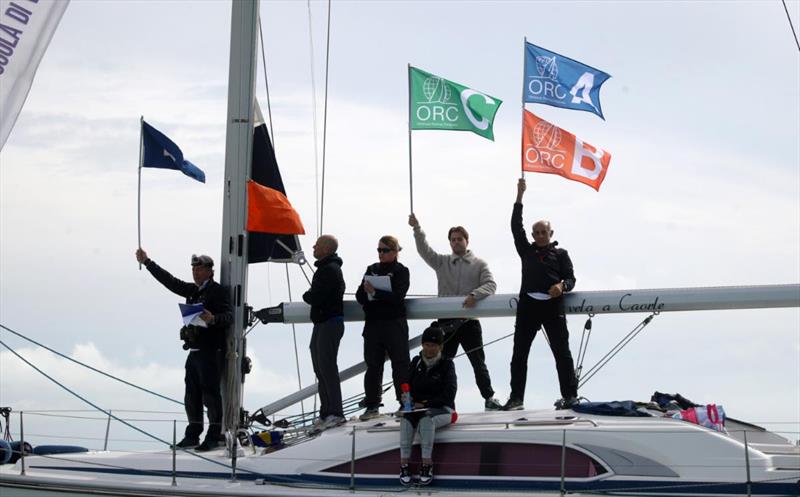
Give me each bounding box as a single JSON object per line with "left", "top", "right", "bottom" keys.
{"left": 523, "top": 42, "right": 610, "bottom": 119}
{"left": 409, "top": 66, "right": 502, "bottom": 141}
{"left": 521, "top": 110, "right": 610, "bottom": 191}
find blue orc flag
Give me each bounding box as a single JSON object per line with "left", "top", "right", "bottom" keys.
{"left": 523, "top": 41, "right": 611, "bottom": 119}
{"left": 141, "top": 121, "right": 206, "bottom": 183}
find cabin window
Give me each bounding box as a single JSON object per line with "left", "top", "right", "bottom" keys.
{"left": 322, "top": 442, "right": 606, "bottom": 477}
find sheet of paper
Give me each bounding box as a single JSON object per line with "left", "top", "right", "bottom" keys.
{"left": 364, "top": 275, "right": 391, "bottom": 301}
{"left": 527, "top": 292, "right": 551, "bottom": 301}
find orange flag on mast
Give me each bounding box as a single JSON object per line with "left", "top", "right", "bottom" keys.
{"left": 521, "top": 110, "right": 611, "bottom": 191}
{"left": 246, "top": 180, "right": 305, "bottom": 235}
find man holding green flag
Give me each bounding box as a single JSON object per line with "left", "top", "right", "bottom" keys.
{"left": 409, "top": 66, "right": 502, "bottom": 140}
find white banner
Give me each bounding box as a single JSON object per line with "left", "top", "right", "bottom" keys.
{"left": 0, "top": 0, "right": 69, "bottom": 151}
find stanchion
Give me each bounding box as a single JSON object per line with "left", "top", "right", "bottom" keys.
{"left": 103, "top": 410, "right": 112, "bottom": 451}
{"left": 560, "top": 429, "right": 566, "bottom": 496}
{"left": 743, "top": 430, "right": 752, "bottom": 497}
{"left": 19, "top": 411, "right": 26, "bottom": 476}
{"left": 349, "top": 425, "right": 356, "bottom": 491}
{"left": 171, "top": 420, "right": 177, "bottom": 487}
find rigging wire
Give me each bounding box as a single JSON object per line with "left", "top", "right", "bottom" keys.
{"left": 284, "top": 263, "right": 306, "bottom": 418}
{"left": 0, "top": 323, "right": 182, "bottom": 406}
{"left": 257, "top": 15, "right": 276, "bottom": 144}
{"left": 306, "top": 0, "right": 321, "bottom": 238}
{"left": 781, "top": 0, "right": 800, "bottom": 52}
{"left": 319, "top": 0, "right": 332, "bottom": 234}
{"left": 0, "top": 338, "right": 255, "bottom": 475}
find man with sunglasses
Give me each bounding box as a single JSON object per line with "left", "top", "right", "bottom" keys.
{"left": 135, "top": 248, "right": 232, "bottom": 451}
{"left": 408, "top": 214, "right": 502, "bottom": 411}
{"left": 503, "top": 178, "right": 578, "bottom": 411}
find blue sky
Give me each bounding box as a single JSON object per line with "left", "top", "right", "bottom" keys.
{"left": 1, "top": 0, "right": 798, "bottom": 449}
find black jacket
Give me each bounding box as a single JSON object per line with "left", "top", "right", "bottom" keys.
{"left": 511, "top": 203, "right": 576, "bottom": 296}
{"left": 144, "top": 259, "right": 232, "bottom": 351}
{"left": 355, "top": 261, "right": 409, "bottom": 321}
{"left": 408, "top": 354, "right": 457, "bottom": 410}
{"left": 302, "top": 254, "right": 345, "bottom": 324}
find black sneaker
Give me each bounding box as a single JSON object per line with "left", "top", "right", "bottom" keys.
{"left": 484, "top": 397, "right": 503, "bottom": 411}
{"left": 554, "top": 397, "right": 578, "bottom": 410}
{"left": 502, "top": 398, "right": 524, "bottom": 411}
{"left": 419, "top": 463, "right": 433, "bottom": 486}
{"left": 195, "top": 438, "right": 221, "bottom": 452}
{"left": 399, "top": 464, "right": 412, "bottom": 486}
{"left": 173, "top": 437, "right": 199, "bottom": 449}
{"left": 359, "top": 407, "right": 380, "bottom": 421}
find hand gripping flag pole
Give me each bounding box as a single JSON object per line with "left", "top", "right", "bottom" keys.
{"left": 137, "top": 116, "right": 144, "bottom": 270}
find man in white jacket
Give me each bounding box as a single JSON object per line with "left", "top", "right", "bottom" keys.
{"left": 408, "top": 214, "right": 502, "bottom": 411}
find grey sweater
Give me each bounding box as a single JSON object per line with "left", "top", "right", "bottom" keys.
{"left": 413, "top": 226, "right": 497, "bottom": 299}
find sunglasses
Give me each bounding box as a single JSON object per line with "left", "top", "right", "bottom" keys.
{"left": 377, "top": 248, "right": 395, "bottom": 254}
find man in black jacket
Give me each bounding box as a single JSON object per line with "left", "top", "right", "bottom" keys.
{"left": 503, "top": 178, "right": 579, "bottom": 411}
{"left": 302, "top": 235, "right": 346, "bottom": 431}
{"left": 135, "top": 249, "right": 232, "bottom": 451}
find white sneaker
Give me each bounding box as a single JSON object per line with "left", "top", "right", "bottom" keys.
{"left": 321, "top": 415, "right": 346, "bottom": 430}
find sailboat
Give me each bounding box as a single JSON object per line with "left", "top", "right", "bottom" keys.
{"left": 1, "top": 0, "right": 799, "bottom": 495}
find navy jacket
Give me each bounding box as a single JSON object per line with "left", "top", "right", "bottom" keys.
{"left": 302, "top": 254, "right": 345, "bottom": 324}
{"left": 355, "top": 261, "right": 410, "bottom": 321}
{"left": 408, "top": 354, "right": 457, "bottom": 410}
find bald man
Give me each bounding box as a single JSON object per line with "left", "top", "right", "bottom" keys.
{"left": 504, "top": 178, "right": 578, "bottom": 411}
{"left": 303, "top": 235, "right": 346, "bottom": 430}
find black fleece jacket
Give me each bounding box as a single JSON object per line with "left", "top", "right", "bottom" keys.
{"left": 355, "top": 261, "right": 410, "bottom": 321}
{"left": 144, "top": 259, "right": 232, "bottom": 351}
{"left": 511, "top": 203, "right": 576, "bottom": 296}
{"left": 408, "top": 354, "right": 457, "bottom": 410}
{"left": 302, "top": 254, "right": 345, "bottom": 324}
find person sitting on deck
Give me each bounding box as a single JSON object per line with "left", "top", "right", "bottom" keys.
{"left": 398, "top": 324, "right": 457, "bottom": 487}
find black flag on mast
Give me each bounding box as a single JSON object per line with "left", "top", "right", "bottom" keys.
{"left": 248, "top": 115, "right": 304, "bottom": 264}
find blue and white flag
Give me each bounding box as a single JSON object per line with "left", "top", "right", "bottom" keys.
{"left": 141, "top": 121, "right": 205, "bottom": 183}
{"left": 179, "top": 303, "right": 206, "bottom": 327}
{"left": 523, "top": 41, "right": 611, "bottom": 119}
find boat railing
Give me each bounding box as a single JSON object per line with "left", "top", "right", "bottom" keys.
{"left": 5, "top": 409, "right": 799, "bottom": 496}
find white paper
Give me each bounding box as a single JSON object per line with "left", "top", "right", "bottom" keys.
{"left": 364, "top": 275, "right": 392, "bottom": 301}
{"left": 527, "top": 292, "right": 551, "bottom": 301}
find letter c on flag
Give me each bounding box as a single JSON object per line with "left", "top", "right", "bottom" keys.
{"left": 460, "top": 89, "right": 493, "bottom": 131}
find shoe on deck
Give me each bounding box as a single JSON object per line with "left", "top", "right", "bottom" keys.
{"left": 359, "top": 408, "right": 380, "bottom": 421}
{"left": 399, "top": 464, "right": 412, "bottom": 486}
{"left": 321, "top": 415, "right": 346, "bottom": 429}
{"left": 194, "top": 438, "right": 221, "bottom": 452}
{"left": 418, "top": 464, "right": 433, "bottom": 486}
{"left": 484, "top": 397, "right": 503, "bottom": 411}
{"left": 173, "top": 437, "right": 199, "bottom": 449}
{"left": 502, "top": 398, "right": 524, "bottom": 411}
{"left": 554, "top": 397, "right": 578, "bottom": 410}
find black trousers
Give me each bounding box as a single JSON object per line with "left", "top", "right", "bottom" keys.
{"left": 509, "top": 297, "right": 578, "bottom": 401}
{"left": 184, "top": 349, "right": 223, "bottom": 441}
{"left": 310, "top": 318, "right": 345, "bottom": 418}
{"left": 440, "top": 318, "right": 495, "bottom": 399}
{"left": 362, "top": 319, "right": 410, "bottom": 409}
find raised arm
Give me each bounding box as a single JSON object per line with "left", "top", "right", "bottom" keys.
{"left": 511, "top": 179, "right": 530, "bottom": 257}
{"left": 136, "top": 249, "right": 195, "bottom": 298}
{"left": 409, "top": 214, "right": 446, "bottom": 270}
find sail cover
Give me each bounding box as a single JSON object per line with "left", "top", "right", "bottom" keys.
{"left": 248, "top": 114, "right": 303, "bottom": 264}
{"left": 0, "top": 0, "right": 70, "bottom": 151}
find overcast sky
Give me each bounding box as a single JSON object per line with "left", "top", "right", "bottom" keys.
{"left": 1, "top": 0, "right": 798, "bottom": 450}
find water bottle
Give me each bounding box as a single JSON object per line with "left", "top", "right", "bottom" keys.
{"left": 400, "top": 383, "right": 413, "bottom": 412}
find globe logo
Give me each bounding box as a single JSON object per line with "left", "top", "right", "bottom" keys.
{"left": 535, "top": 55, "right": 558, "bottom": 81}
{"left": 422, "top": 77, "right": 452, "bottom": 104}
{"left": 533, "top": 121, "right": 561, "bottom": 149}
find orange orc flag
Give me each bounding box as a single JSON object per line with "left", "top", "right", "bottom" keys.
{"left": 521, "top": 109, "right": 611, "bottom": 191}
{"left": 246, "top": 180, "right": 305, "bottom": 235}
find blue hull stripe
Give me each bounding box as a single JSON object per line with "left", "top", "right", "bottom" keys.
{"left": 30, "top": 466, "right": 799, "bottom": 496}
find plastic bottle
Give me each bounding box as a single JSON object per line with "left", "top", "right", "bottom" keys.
{"left": 400, "top": 383, "right": 413, "bottom": 412}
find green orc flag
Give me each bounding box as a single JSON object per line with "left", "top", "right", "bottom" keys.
{"left": 409, "top": 66, "right": 502, "bottom": 141}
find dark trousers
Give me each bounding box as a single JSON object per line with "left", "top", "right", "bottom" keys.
{"left": 440, "top": 318, "right": 495, "bottom": 399}
{"left": 184, "top": 349, "right": 223, "bottom": 441}
{"left": 509, "top": 297, "right": 578, "bottom": 401}
{"left": 310, "top": 318, "right": 345, "bottom": 418}
{"left": 362, "top": 319, "right": 410, "bottom": 409}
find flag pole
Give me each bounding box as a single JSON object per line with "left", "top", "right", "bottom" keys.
{"left": 407, "top": 63, "right": 414, "bottom": 214}
{"left": 137, "top": 116, "right": 144, "bottom": 270}
{"left": 520, "top": 38, "right": 526, "bottom": 180}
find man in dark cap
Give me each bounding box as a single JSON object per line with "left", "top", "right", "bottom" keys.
{"left": 135, "top": 248, "right": 232, "bottom": 451}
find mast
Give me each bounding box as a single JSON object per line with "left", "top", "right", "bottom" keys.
{"left": 220, "top": 0, "right": 259, "bottom": 447}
